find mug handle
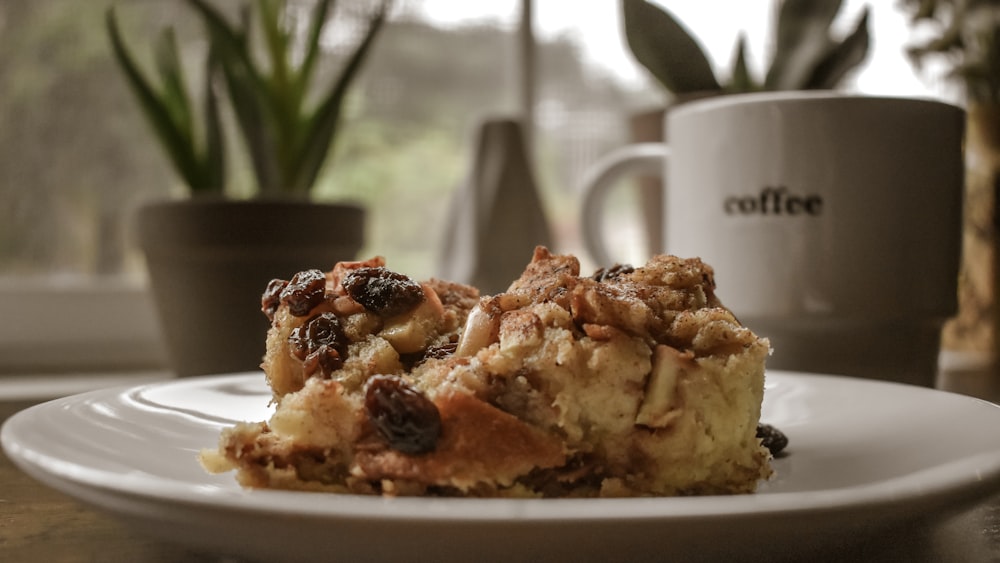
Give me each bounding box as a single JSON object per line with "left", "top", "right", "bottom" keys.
{"left": 579, "top": 143, "right": 670, "bottom": 267}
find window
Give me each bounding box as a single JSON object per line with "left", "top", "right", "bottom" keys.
{"left": 0, "top": 0, "right": 949, "bottom": 374}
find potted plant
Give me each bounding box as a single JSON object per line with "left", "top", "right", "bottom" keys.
{"left": 106, "top": 0, "right": 391, "bottom": 376}
{"left": 623, "top": 0, "right": 870, "bottom": 97}
{"left": 619, "top": 0, "right": 870, "bottom": 253}
{"left": 903, "top": 0, "right": 1000, "bottom": 364}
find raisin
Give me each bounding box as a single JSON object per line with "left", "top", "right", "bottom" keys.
{"left": 424, "top": 342, "right": 458, "bottom": 360}
{"left": 280, "top": 269, "right": 327, "bottom": 317}
{"left": 401, "top": 342, "right": 459, "bottom": 371}
{"left": 364, "top": 375, "right": 441, "bottom": 454}
{"left": 305, "top": 312, "right": 345, "bottom": 350}
{"left": 261, "top": 279, "right": 289, "bottom": 321}
{"left": 288, "top": 325, "right": 309, "bottom": 360}
{"left": 757, "top": 423, "right": 789, "bottom": 456}
{"left": 303, "top": 345, "right": 343, "bottom": 378}
{"left": 288, "top": 312, "right": 347, "bottom": 364}
{"left": 342, "top": 267, "right": 425, "bottom": 317}
{"left": 260, "top": 279, "right": 288, "bottom": 321}
{"left": 591, "top": 263, "right": 634, "bottom": 282}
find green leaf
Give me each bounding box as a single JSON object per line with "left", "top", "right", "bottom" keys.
{"left": 178, "top": 0, "right": 391, "bottom": 195}
{"left": 289, "top": 0, "right": 390, "bottom": 195}
{"left": 203, "top": 47, "right": 226, "bottom": 193}
{"left": 255, "top": 0, "right": 299, "bottom": 183}
{"left": 221, "top": 53, "right": 283, "bottom": 193}
{"left": 257, "top": 0, "right": 292, "bottom": 93}
{"left": 726, "top": 33, "right": 757, "bottom": 92}
{"left": 622, "top": 0, "right": 720, "bottom": 94}
{"left": 804, "top": 7, "right": 871, "bottom": 89}
{"left": 106, "top": 6, "right": 210, "bottom": 191}
{"left": 293, "top": 0, "right": 333, "bottom": 108}
{"left": 765, "top": 0, "right": 842, "bottom": 90}
{"left": 186, "top": 0, "right": 269, "bottom": 99}
{"left": 153, "top": 28, "right": 194, "bottom": 156}
{"left": 187, "top": 0, "right": 284, "bottom": 192}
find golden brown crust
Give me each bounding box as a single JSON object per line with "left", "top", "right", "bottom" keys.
{"left": 505, "top": 246, "right": 581, "bottom": 308}
{"left": 353, "top": 390, "right": 565, "bottom": 490}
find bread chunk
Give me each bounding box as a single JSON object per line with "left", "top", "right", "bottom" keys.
{"left": 201, "top": 247, "right": 772, "bottom": 497}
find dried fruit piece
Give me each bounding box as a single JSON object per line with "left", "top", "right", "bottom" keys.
{"left": 364, "top": 374, "right": 441, "bottom": 454}
{"left": 591, "top": 263, "right": 634, "bottom": 282}
{"left": 424, "top": 342, "right": 458, "bottom": 361}
{"left": 303, "top": 345, "right": 344, "bottom": 378}
{"left": 305, "top": 312, "right": 346, "bottom": 350}
{"left": 402, "top": 341, "right": 458, "bottom": 371}
{"left": 342, "top": 267, "right": 425, "bottom": 317}
{"left": 280, "top": 269, "right": 327, "bottom": 317}
{"left": 756, "top": 423, "right": 788, "bottom": 456}
{"left": 261, "top": 279, "right": 289, "bottom": 321}
{"left": 288, "top": 312, "right": 348, "bottom": 365}
{"left": 288, "top": 325, "right": 310, "bottom": 360}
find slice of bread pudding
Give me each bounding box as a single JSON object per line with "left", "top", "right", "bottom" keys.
{"left": 201, "top": 247, "right": 772, "bottom": 497}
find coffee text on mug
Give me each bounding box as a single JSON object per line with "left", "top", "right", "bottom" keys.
{"left": 723, "top": 186, "right": 823, "bottom": 216}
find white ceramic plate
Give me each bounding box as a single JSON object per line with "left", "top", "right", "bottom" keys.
{"left": 4, "top": 371, "right": 1000, "bottom": 562}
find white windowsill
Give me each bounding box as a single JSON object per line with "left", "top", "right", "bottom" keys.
{"left": 0, "top": 371, "right": 172, "bottom": 401}
{"left": 0, "top": 277, "right": 168, "bottom": 375}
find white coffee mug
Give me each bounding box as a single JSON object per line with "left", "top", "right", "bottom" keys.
{"left": 580, "top": 92, "right": 965, "bottom": 386}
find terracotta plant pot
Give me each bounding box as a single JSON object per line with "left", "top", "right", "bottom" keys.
{"left": 136, "top": 199, "right": 365, "bottom": 377}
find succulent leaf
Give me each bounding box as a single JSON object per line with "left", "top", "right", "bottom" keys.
{"left": 257, "top": 0, "right": 291, "bottom": 91}
{"left": 185, "top": 0, "right": 269, "bottom": 99}
{"left": 291, "top": 1, "right": 390, "bottom": 195}
{"left": 295, "top": 0, "right": 334, "bottom": 106}
{"left": 202, "top": 48, "right": 226, "bottom": 194}
{"left": 727, "top": 33, "right": 757, "bottom": 93}
{"left": 805, "top": 7, "right": 871, "bottom": 89}
{"left": 224, "top": 54, "right": 283, "bottom": 194}
{"left": 109, "top": 0, "right": 389, "bottom": 196}
{"left": 106, "top": 7, "right": 216, "bottom": 192}
{"left": 621, "top": 0, "right": 868, "bottom": 97}
{"left": 765, "top": 0, "right": 843, "bottom": 90}
{"left": 153, "top": 28, "right": 194, "bottom": 143}
{"left": 622, "top": 0, "right": 720, "bottom": 94}
{"left": 186, "top": 0, "right": 280, "bottom": 193}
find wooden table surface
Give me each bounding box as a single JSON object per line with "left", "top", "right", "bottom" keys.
{"left": 3, "top": 367, "right": 1000, "bottom": 562}
{"left": 0, "top": 398, "right": 230, "bottom": 562}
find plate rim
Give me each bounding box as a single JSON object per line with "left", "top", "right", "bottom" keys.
{"left": 4, "top": 370, "right": 1000, "bottom": 525}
